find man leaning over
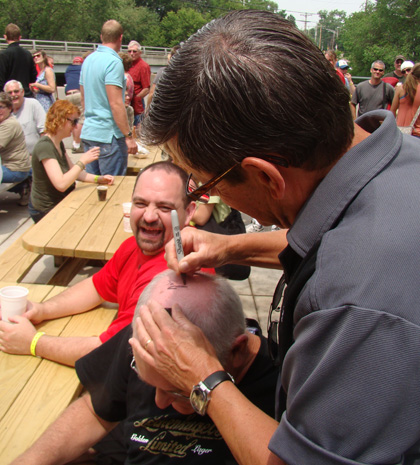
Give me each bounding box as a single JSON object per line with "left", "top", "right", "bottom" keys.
{"left": 0, "top": 162, "right": 212, "bottom": 367}
{"left": 136, "top": 10, "right": 420, "bottom": 465}
{"left": 80, "top": 20, "right": 137, "bottom": 176}
{"left": 9, "top": 269, "right": 277, "bottom": 464}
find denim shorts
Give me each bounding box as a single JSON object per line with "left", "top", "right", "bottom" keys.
{"left": 82, "top": 136, "right": 128, "bottom": 176}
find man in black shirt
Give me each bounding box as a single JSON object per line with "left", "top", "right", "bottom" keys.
{"left": 0, "top": 24, "right": 37, "bottom": 97}
{"left": 10, "top": 270, "right": 277, "bottom": 465}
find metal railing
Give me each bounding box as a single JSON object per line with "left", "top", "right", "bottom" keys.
{"left": 0, "top": 38, "right": 171, "bottom": 56}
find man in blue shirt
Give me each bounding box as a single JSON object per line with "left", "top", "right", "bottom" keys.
{"left": 80, "top": 20, "right": 137, "bottom": 176}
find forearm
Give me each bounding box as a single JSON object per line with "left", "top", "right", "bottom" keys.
{"left": 35, "top": 335, "right": 102, "bottom": 366}
{"left": 39, "top": 278, "right": 103, "bottom": 320}
{"left": 10, "top": 395, "right": 114, "bottom": 465}
{"left": 54, "top": 163, "right": 85, "bottom": 191}
{"left": 351, "top": 103, "right": 356, "bottom": 120}
{"left": 35, "top": 82, "right": 55, "bottom": 93}
{"left": 208, "top": 382, "right": 284, "bottom": 465}
{"left": 136, "top": 87, "right": 150, "bottom": 99}
{"left": 225, "top": 229, "right": 287, "bottom": 269}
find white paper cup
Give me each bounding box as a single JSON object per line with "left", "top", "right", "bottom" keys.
{"left": 0, "top": 286, "right": 29, "bottom": 323}
{"left": 122, "top": 202, "right": 132, "bottom": 233}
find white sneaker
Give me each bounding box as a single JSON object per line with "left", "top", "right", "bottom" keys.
{"left": 271, "top": 225, "right": 281, "bottom": 231}
{"left": 246, "top": 222, "right": 264, "bottom": 233}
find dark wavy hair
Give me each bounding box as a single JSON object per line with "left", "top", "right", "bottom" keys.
{"left": 142, "top": 10, "right": 353, "bottom": 178}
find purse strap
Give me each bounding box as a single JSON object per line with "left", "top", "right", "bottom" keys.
{"left": 408, "top": 104, "right": 420, "bottom": 129}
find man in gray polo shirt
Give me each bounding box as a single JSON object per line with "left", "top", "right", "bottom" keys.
{"left": 132, "top": 10, "right": 420, "bottom": 465}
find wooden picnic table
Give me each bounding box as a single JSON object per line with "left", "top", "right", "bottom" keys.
{"left": 0, "top": 282, "right": 117, "bottom": 463}
{"left": 127, "top": 145, "right": 161, "bottom": 175}
{"left": 22, "top": 176, "right": 135, "bottom": 261}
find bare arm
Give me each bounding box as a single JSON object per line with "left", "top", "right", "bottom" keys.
{"left": 106, "top": 84, "right": 137, "bottom": 154}
{"left": 10, "top": 394, "right": 116, "bottom": 465}
{"left": 41, "top": 147, "right": 100, "bottom": 192}
{"left": 146, "top": 83, "right": 156, "bottom": 109}
{"left": 390, "top": 86, "right": 402, "bottom": 116}
{"left": 351, "top": 103, "right": 357, "bottom": 120}
{"left": 80, "top": 85, "right": 85, "bottom": 112}
{"left": 27, "top": 277, "right": 104, "bottom": 322}
{"left": 0, "top": 315, "right": 101, "bottom": 366}
{"left": 33, "top": 67, "right": 56, "bottom": 94}
{"left": 165, "top": 227, "right": 287, "bottom": 274}
{"left": 136, "top": 87, "right": 150, "bottom": 99}
{"left": 131, "top": 304, "right": 285, "bottom": 465}
{"left": 191, "top": 203, "right": 215, "bottom": 226}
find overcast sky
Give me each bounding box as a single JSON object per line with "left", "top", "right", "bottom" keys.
{"left": 277, "top": 0, "right": 366, "bottom": 28}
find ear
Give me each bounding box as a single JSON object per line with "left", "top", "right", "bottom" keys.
{"left": 183, "top": 201, "right": 196, "bottom": 226}
{"left": 241, "top": 157, "right": 286, "bottom": 200}
{"left": 228, "top": 333, "right": 249, "bottom": 370}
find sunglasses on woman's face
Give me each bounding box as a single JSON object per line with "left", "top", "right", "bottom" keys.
{"left": 66, "top": 118, "right": 79, "bottom": 127}
{"left": 402, "top": 69, "right": 412, "bottom": 74}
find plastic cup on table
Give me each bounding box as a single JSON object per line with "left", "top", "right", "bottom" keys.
{"left": 0, "top": 286, "right": 29, "bottom": 323}
{"left": 97, "top": 185, "right": 108, "bottom": 201}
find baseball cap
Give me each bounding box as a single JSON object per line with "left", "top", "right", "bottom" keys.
{"left": 401, "top": 60, "right": 414, "bottom": 71}
{"left": 337, "top": 59, "right": 351, "bottom": 70}
{"left": 395, "top": 55, "right": 405, "bottom": 62}
{"left": 72, "top": 56, "right": 83, "bottom": 64}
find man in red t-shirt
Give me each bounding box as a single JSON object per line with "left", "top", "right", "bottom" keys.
{"left": 0, "top": 162, "right": 213, "bottom": 366}
{"left": 127, "top": 40, "right": 151, "bottom": 127}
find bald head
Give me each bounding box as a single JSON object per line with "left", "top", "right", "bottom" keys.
{"left": 135, "top": 270, "right": 246, "bottom": 365}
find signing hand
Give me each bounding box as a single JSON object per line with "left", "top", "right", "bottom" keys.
{"left": 165, "top": 227, "right": 229, "bottom": 275}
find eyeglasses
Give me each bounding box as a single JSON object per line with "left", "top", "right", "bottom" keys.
{"left": 6, "top": 89, "right": 21, "bottom": 95}
{"left": 33, "top": 53, "right": 41, "bottom": 59}
{"left": 267, "top": 274, "right": 286, "bottom": 364}
{"left": 402, "top": 69, "right": 412, "bottom": 74}
{"left": 127, "top": 50, "right": 139, "bottom": 54}
{"left": 372, "top": 68, "right": 384, "bottom": 72}
{"left": 186, "top": 155, "right": 289, "bottom": 203}
{"left": 66, "top": 118, "right": 79, "bottom": 127}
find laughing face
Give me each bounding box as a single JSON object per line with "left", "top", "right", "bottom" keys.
{"left": 130, "top": 168, "right": 195, "bottom": 255}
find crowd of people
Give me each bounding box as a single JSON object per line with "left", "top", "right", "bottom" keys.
{"left": 1, "top": 11, "right": 420, "bottom": 465}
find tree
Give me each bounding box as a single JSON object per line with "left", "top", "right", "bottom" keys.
{"left": 159, "top": 7, "right": 210, "bottom": 46}
{"left": 340, "top": 0, "right": 420, "bottom": 75}
{"left": 308, "top": 9, "right": 346, "bottom": 52}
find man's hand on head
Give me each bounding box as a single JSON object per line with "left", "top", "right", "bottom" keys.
{"left": 129, "top": 301, "right": 223, "bottom": 392}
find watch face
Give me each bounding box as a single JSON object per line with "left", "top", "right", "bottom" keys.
{"left": 190, "top": 384, "right": 209, "bottom": 416}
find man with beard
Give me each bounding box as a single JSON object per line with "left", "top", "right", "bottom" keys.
{"left": 0, "top": 162, "right": 211, "bottom": 367}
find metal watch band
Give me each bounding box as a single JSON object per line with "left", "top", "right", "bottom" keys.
{"left": 202, "top": 371, "right": 235, "bottom": 391}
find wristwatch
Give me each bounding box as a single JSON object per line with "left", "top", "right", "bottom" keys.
{"left": 125, "top": 131, "right": 133, "bottom": 138}
{"left": 190, "top": 371, "right": 234, "bottom": 416}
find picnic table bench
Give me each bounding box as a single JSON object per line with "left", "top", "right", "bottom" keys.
{"left": 0, "top": 281, "right": 117, "bottom": 463}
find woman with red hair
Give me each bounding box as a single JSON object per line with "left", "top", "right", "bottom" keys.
{"left": 29, "top": 100, "right": 113, "bottom": 222}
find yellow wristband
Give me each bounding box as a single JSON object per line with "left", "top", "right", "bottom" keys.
{"left": 94, "top": 175, "right": 100, "bottom": 183}
{"left": 30, "top": 332, "right": 45, "bottom": 357}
